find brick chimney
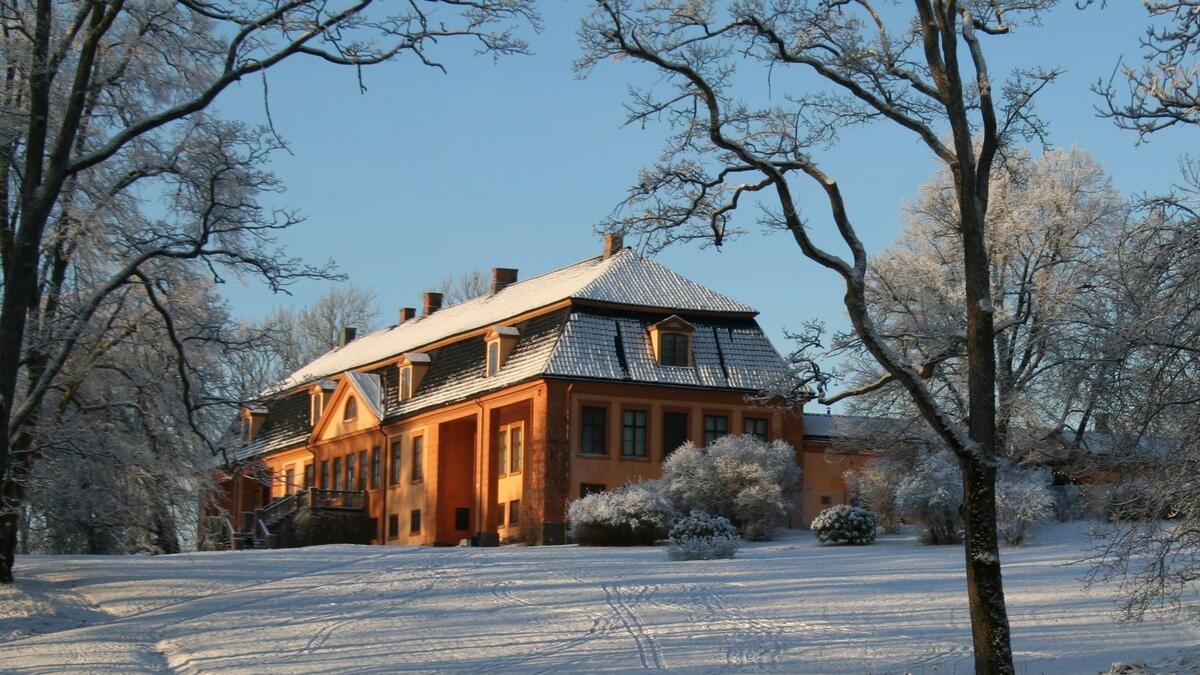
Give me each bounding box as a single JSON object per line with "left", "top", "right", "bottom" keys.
{"left": 423, "top": 292, "right": 443, "bottom": 316}
{"left": 338, "top": 326, "right": 357, "bottom": 347}
{"left": 603, "top": 233, "right": 624, "bottom": 258}
{"left": 491, "top": 267, "right": 518, "bottom": 294}
{"left": 399, "top": 307, "right": 416, "bottom": 323}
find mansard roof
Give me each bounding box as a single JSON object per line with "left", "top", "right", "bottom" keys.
{"left": 272, "top": 249, "right": 756, "bottom": 392}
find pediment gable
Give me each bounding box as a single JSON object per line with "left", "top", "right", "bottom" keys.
{"left": 311, "top": 373, "right": 382, "bottom": 441}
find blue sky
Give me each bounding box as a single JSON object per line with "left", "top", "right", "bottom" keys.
{"left": 213, "top": 2, "right": 1186, "bottom": 375}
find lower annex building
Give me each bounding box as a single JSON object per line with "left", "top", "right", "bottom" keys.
{"left": 218, "top": 236, "right": 858, "bottom": 546}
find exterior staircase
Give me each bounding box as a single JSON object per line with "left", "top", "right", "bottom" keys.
{"left": 205, "top": 488, "right": 369, "bottom": 550}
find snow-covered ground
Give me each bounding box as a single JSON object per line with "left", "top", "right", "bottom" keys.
{"left": 0, "top": 523, "right": 1196, "bottom": 674}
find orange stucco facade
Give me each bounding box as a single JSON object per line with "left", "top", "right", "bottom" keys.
{"left": 231, "top": 373, "right": 869, "bottom": 544}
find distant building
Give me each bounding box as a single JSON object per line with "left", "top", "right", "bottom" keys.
{"left": 217, "top": 236, "right": 869, "bottom": 546}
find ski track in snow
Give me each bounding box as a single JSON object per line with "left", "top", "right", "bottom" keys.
{"left": 1, "top": 524, "right": 1197, "bottom": 673}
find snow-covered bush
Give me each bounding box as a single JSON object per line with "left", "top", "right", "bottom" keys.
{"left": 666, "top": 511, "right": 739, "bottom": 561}
{"left": 661, "top": 435, "right": 801, "bottom": 541}
{"left": 567, "top": 481, "right": 674, "bottom": 546}
{"left": 811, "top": 505, "right": 878, "bottom": 545}
{"left": 995, "top": 466, "right": 1055, "bottom": 546}
{"left": 895, "top": 453, "right": 963, "bottom": 545}
{"left": 844, "top": 459, "right": 906, "bottom": 533}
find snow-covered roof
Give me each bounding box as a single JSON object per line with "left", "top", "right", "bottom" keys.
{"left": 271, "top": 249, "right": 755, "bottom": 392}
{"left": 803, "top": 413, "right": 906, "bottom": 440}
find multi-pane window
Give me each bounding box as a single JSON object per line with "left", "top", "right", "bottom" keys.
{"left": 509, "top": 500, "right": 520, "bottom": 525}
{"left": 622, "top": 410, "right": 648, "bottom": 457}
{"left": 580, "top": 406, "right": 607, "bottom": 455}
{"left": 332, "top": 457, "right": 342, "bottom": 491}
{"left": 412, "top": 436, "right": 424, "bottom": 482}
{"left": 370, "top": 447, "right": 380, "bottom": 489}
{"left": 497, "top": 429, "right": 507, "bottom": 476}
{"left": 662, "top": 412, "right": 689, "bottom": 458}
{"left": 659, "top": 332, "right": 689, "bottom": 366}
{"left": 703, "top": 415, "right": 728, "bottom": 445}
{"left": 497, "top": 502, "right": 506, "bottom": 528}
{"left": 486, "top": 341, "right": 500, "bottom": 377}
{"left": 390, "top": 441, "right": 402, "bottom": 485}
{"left": 285, "top": 468, "right": 296, "bottom": 495}
{"left": 744, "top": 417, "right": 769, "bottom": 442}
{"left": 387, "top": 514, "right": 399, "bottom": 539}
{"left": 343, "top": 396, "right": 357, "bottom": 421}
{"left": 357, "top": 450, "right": 368, "bottom": 490}
{"left": 506, "top": 425, "right": 523, "bottom": 473}
{"left": 580, "top": 483, "right": 606, "bottom": 497}
{"left": 410, "top": 509, "right": 422, "bottom": 534}
{"left": 345, "top": 454, "right": 356, "bottom": 491}
{"left": 320, "top": 460, "right": 330, "bottom": 489}
{"left": 303, "top": 463, "right": 314, "bottom": 490}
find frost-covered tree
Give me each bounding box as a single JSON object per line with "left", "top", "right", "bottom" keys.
{"left": 20, "top": 267, "right": 231, "bottom": 554}
{"left": 837, "top": 148, "right": 1127, "bottom": 457}
{"left": 844, "top": 458, "right": 907, "bottom": 534}
{"left": 0, "top": 0, "right": 537, "bottom": 583}
{"left": 895, "top": 452, "right": 964, "bottom": 545}
{"left": 578, "top": 1, "right": 1059, "bottom": 667}
{"left": 1089, "top": 0, "right": 1200, "bottom": 136}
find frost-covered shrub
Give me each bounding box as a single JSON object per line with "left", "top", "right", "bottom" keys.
{"left": 895, "top": 453, "right": 963, "bottom": 545}
{"left": 567, "top": 481, "right": 674, "bottom": 546}
{"left": 666, "top": 511, "right": 739, "bottom": 560}
{"left": 811, "top": 505, "right": 878, "bottom": 545}
{"left": 995, "top": 466, "right": 1054, "bottom": 546}
{"left": 844, "top": 459, "right": 906, "bottom": 533}
{"left": 661, "top": 435, "right": 801, "bottom": 541}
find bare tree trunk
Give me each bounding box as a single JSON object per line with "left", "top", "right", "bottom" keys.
{"left": 961, "top": 458, "right": 1011, "bottom": 672}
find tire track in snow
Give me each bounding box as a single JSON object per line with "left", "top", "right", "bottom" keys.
{"left": 284, "top": 554, "right": 483, "bottom": 660}
{"left": 484, "top": 578, "right": 620, "bottom": 673}
{"left": 602, "top": 583, "right": 665, "bottom": 670}
{"left": 679, "top": 583, "right": 783, "bottom": 672}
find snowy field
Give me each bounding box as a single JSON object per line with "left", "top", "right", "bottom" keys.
{"left": 0, "top": 523, "right": 1196, "bottom": 674}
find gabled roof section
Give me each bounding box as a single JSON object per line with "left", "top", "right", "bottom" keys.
{"left": 271, "top": 249, "right": 755, "bottom": 392}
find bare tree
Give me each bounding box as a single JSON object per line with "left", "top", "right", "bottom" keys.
{"left": 429, "top": 269, "right": 490, "bottom": 306}
{"left": 0, "top": 0, "right": 537, "bottom": 583}
{"left": 1078, "top": 0, "right": 1200, "bottom": 622}
{"left": 578, "top": 1, "right": 1062, "bottom": 670}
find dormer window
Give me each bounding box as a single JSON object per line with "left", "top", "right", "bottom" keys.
{"left": 343, "top": 396, "right": 357, "bottom": 421}
{"left": 397, "top": 352, "right": 430, "bottom": 402}
{"left": 487, "top": 341, "right": 500, "bottom": 377}
{"left": 649, "top": 315, "right": 694, "bottom": 367}
{"left": 399, "top": 366, "right": 412, "bottom": 401}
{"left": 309, "top": 379, "right": 336, "bottom": 425}
{"left": 659, "top": 332, "right": 689, "bottom": 366}
{"left": 484, "top": 326, "right": 520, "bottom": 377}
